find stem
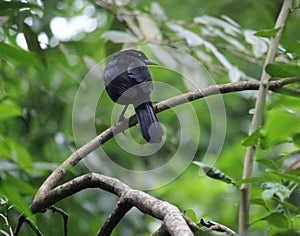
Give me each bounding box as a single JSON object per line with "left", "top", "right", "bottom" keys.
{"left": 238, "top": 1, "right": 293, "bottom": 235}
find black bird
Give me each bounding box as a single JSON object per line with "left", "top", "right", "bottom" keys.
{"left": 103, "top": 49, "right": 163, "bottom": 143}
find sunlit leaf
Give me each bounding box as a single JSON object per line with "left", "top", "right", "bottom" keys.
{"left": 102, "top": 30, "right": 138, "bottom": 43}
{"left": 194, "top": 15, "right": 241, "bottom": 36}
{"left": 167, "top": 23, "right": 204, "bottom": 46}
{"left": 244, "top": 30, "right": 268, "bottom": 58}
{"left": 151, "top": 2, "right": 167, "bottom": 21}
{"left": 261, "top": 182, "right": 290, "bottom": 201}
{"left": 137, "top": 13, "right": 162, "bottom": 42}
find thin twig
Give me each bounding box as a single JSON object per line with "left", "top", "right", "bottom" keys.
{"left": 14, "top": 214, "right": 42, "bottom": 236}
{"left": 97, "top": 199, "right": 133, "bottom": 236}
{"left": 0, "top": 213, "right": 14, "bottom": 236}
{"left": 238, "top": 1, "right": 293, "bottom": 235}
{"left": 201, "top": 219, "right": 239, "bottom": 236}
{"left": 182, "top": 214, "right": 204, "bottom": 234}
{"left": 49, "top": 206, "right": 69, "bottom": 236}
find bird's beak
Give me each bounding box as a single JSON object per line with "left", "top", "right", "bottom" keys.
{"left": 144, "top": 59, "right": 157, "bottom": 65}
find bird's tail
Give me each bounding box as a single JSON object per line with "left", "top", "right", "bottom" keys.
{"left": 134, "top": 102, "right": 163, "bottom": 143}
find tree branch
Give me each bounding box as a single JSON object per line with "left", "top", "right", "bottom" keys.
{"left": 97, "top": 199, "right": 133, "bottom": 236}
{"left": 31, "top": 173, "right": 194, "bottom": 236}
{"left": 201, "top": 219, "right": 239, "bottom": 236}
{"left": 238, "top": 1, "right": 293, "bottom": 235}
{"left": 27, "top": 78, "right": 299, "bottom": 235}
{"left": 49, "top": 206, "right": 69, "bottom": 236}
{"left": 14, "top": 214, "right": 42, "bottom": 236}
{"left": 31, "top": 77, "right": 300, "bottom": 214}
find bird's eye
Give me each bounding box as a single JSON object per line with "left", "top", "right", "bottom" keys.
{"left": 138, "top": 53, "right": 142, "bottom": 57}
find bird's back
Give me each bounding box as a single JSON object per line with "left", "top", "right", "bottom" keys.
{"left": 104, "top": 54, "right": 153, "bottom": 106}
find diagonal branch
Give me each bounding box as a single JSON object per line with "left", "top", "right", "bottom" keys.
{"left": 31, "top": 77, "right": 300, "bottom": 214}
{"left": 200, "top": 219, "right": 239, "bottom": 236}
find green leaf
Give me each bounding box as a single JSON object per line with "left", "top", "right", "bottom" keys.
{"left": 0, "top": 42, "right": 44, "bottom": 73}
{"left": 262, "top": 189, "right": 277, "bottom": 201}
{"left": 102, "top": 31, "right": 138, "bottom": 43}
{"left": 137, "top": 13, "right": 162, "bottom": 42}
{"left": 284, "top": 42, "right": 300, "bottom": 57}
{"left": 256, "top": 159, "right": 279, "bottom": 171}
{"left": 250, "top": 198, "right": 266, "bottom": 208}
{"left": 241, "top": 128, "right": 264, "bottom": 146}
{"left": 292, "top": 133, "right": 300, "bottom": 148}
{"left": 22, "top": 23, "right": 47, "bottom": 66}
{"left": 7, "top": 138, "right": 33, "bottom": 173}
{"left": 0, "top": 137, "right": 11, "bottom": 159}
{"left": 5, "top": 176, "right": 35, "bottom": 195}
{"left": 254, "top": 27, "right": 281, "bottom": 38}
{"left": 266, "top": 63, "right": 300, "bottom": 78}
{"left": 193, "top": 161, "right": 236, "bottom": 185}
{"left": 0, "top": 1, "right": 42, "bottom": 16}
{"left": 273, "top": 198, "right": 300, "bottom": 213}
{"left": 0, "top": 180, "right": 35, "bottom": 223}
{"left": 272, "top": 171, "right": 300, "bottom": 184}
{"left": 264, "top": 212, "right": 289, "bottom": 228}
{"left": 0, "top": 100, "right": 22, "bottom": 120}
{"left": 265, "top": 108, "right": 300, "bottom": 147}
{"left": 184, "top": 209, "right": 197, "bottom": 222}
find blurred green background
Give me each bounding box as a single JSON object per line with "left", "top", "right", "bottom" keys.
{"left": 1, "top": 0, "right": 300, "bottom": 235}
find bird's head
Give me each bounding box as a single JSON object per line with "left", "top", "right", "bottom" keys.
{"left": 116, "top": 49, "right": 157, "bottom": 65}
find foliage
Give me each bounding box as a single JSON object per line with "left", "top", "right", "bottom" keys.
{"left": 0, "top": 0, "right": 300, "bottom": 235}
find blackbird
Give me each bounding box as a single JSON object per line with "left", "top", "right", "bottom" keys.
{"left": 104, "top": 49, "right": 163, "bottom": 143}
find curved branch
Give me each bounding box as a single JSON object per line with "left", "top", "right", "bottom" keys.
{"left": 31, "top": 77, "right": 300, "bottom": 213}
{"left": 32, "top": 173, "right": 194, "bottom": 236}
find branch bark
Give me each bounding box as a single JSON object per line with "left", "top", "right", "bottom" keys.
{"left": 32, "top": 173, "right": 194, "bottom": 236}
{"left": 238, "top": 1, "right": 293, "bottom": 235}
{"left": 28, "top": 77, "right": 299, "bottom": 235}
{"left": 31, "top": 77, "right": 300, "bottom": 212}
{"left": 97, "top": 200, "right": 133, "bottom": 236}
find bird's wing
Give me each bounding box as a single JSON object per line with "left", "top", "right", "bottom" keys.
{"left": 127, "top": 64, "right": 152, "bottom": 83}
